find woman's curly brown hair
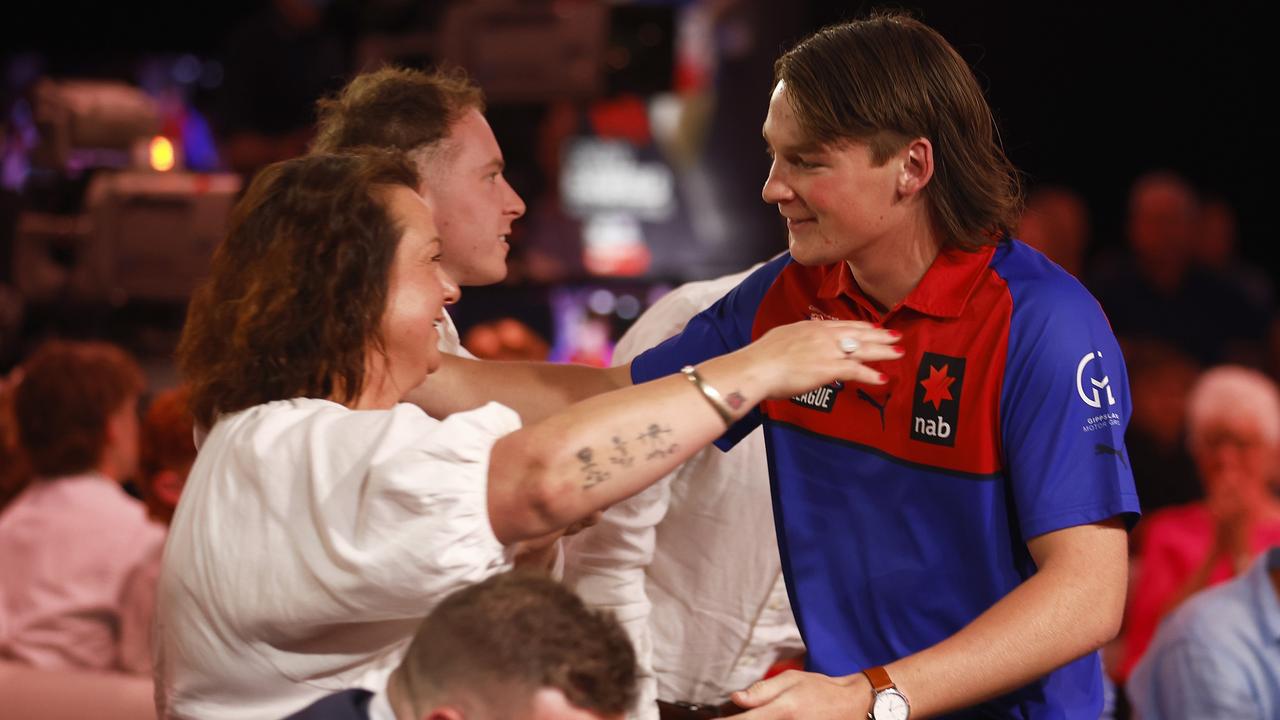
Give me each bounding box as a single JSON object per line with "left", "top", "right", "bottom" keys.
{"left": 178, "top": 151, "right": 418, "bottom": 429}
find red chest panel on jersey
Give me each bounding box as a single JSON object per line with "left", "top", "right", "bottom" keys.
{"left": 753, "top": 250, "right": 1011, "bottom": 476}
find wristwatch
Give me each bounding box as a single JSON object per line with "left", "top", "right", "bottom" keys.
{"left": 863, "top": 666, "right": 910, "bottom": 720}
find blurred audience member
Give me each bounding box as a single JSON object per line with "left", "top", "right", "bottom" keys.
{"left": 137, "top": 384, "right": 196, "bottom": 525}
{"left": 0, "top": 282, "right": 21, "bottom": 371}
{"left": 1123, "top": 339, "right": 1202, "bottom": 515}
{"left": 0, "top": 366, "right": 28, "bottom": 510}
{"left": 1016, "top": 185, "right": 1090, "bottom": 278}
{"left": 0, "top": 340, "right": 164, "bottom": 674}
{"left": 1117, "top": 366, "right": 1280, "bottom": 681}
{"left": 114, "top": 384, "right": 196, "bottom": 675}
{"left": 1090, "top": 172, "right": 1270, "bottom": 365}
{"left": 286, "top": 570, "right": 637, "bottom": 720}
{"left": 1195, "top": 195, "right": 1275, "bottom": 311}
{"left": 462, "top": 318, "right": 551, "bottom": 361}
{"left": 217, "top": 0, "right": 347, "bottom": 177}
{"left": 1126, "top": 546, "right": 1280, "bottom": 719}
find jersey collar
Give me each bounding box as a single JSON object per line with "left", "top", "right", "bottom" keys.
{"left": 817, "top": 242, "right": 997, "bottom": 319}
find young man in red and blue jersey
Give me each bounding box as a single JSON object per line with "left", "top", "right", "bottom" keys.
{"left": 422, "top": 12, "right": 1137, "bottom": 719}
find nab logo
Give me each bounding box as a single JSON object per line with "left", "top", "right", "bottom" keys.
{"left": 791, "top": 383, "right": 842, "bottom": 413}
{"left": 910, "top": 352, "right": 965, "bottom": 447}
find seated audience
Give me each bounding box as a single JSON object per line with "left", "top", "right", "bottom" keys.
{"left": 1117, "top": 365, "right": 1280, "bottom": 681}
{"left": 115, "top": 385, "right": 197, "bottom": 675}
{"left": 1122, "top": 339, "right": 1202, "bottom": 515}
{"left": 1090, "top": 171, "right": 1270, "bottom": 366}
{"left": 136, "top": 385, "right": 196, "bottom": 525}
{"left": 0, "top": 339, "right": 165, "bottom": 674}
{"left": 157, "top": 151, "right": 895, "bottom": 718}
{"left": 1126, "top": 546, "right": 1280, "bottom": 719}
{"left": 0, "top": 367, "right": 28, "bottom": 511}
{"left": 1016, "top": 184, "right": 1090, "bottom": 279}
{"left": 286, "top": 570, "right": 637, "bottom": 720}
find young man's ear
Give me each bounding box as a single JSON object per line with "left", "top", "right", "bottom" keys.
{"left": 896, "top": 137, "right": 934, "bottom": 197}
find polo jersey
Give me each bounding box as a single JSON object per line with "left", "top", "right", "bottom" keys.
{"left": 632, "top": 239, "right": 1141, "bottom": 719}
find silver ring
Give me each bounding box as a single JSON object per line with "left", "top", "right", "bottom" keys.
{"left": 839, "top": 336, "right": 860, "bottom": 355}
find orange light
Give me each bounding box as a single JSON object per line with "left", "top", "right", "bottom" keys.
{"left": 150, "top": 136, "right": 176, "bottom": 172}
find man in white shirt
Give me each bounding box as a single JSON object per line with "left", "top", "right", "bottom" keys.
{"left": 565, "top": 264, "right": 804, "bottom": 720}
{"left": 311, "top": 66, "right": 527, "bottom": 359}
{"left": 310, "top": 67, "right": 573, "bottom": 572}
{"left": 285, "top": 570, "right": 637, "bottom": 720}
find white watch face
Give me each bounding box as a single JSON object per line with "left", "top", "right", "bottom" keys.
{"left": 873, "top": 688, "right": 910, "bottom": 720}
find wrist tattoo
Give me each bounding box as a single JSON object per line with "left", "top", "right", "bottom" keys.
{"left": 725, "top": 391, "right": 747, "bottom": 411}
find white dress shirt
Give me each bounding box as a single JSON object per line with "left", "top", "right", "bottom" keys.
{"left": 437, "top": 307, "right": 475, "bottom": 360}
{"left": 564, "top": 266, "right": 803, "bottom": 720}
{"left": 155, "top": 398, "right": 519, "bottom": 720}
{"left": 0, "top": 473, "right": 166, "bottom": 673}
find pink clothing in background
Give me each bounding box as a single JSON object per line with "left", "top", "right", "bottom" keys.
{"left": 1119, "top": 502, "right": 1280, "bottom": 681}
{"left": 0, "top": 473, "right": 166, "bottom": 674}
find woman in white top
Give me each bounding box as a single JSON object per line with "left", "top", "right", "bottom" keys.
{"left": 156, "top": 151, "right": 898, "bottom": 719}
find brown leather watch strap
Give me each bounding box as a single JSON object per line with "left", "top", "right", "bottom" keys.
{"left": 862, "top": 666, "right": 895, "bottom": 692}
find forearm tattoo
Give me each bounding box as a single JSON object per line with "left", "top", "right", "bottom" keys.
{"left": 637, "top": 423, "right": 678, "bottom": 460}
{"left": 610, "top": 436, "right": 635, "bottom": 467}
{"left": 576, "top": 423, "right": 681, "bottom": 488}
{"left": 577, "top": 447, "right": 610, "bottom": 488}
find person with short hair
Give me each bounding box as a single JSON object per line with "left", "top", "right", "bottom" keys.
{"left": 157, "top": 150, "right": 896, "bottom": 719}
{"left": 419, "top": 12, "right": 1137, "bottom": 719}
{"left": 287, "top": 570, "right": 637, "bottom": 720}
{"left": 312, "top": 66, "right": 526, "bottom": 356}
{"left": 0, "top": 339, "right": 164, "bottom": 674}
{"left": 1117, "top": 366, "right": 1280, "bottom": 681}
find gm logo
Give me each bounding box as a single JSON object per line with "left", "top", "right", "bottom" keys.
{"left": 1076, "top": 351, "right": 1116, "bottom": 409}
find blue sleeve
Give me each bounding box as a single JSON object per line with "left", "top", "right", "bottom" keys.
{"left": 997, "top": 245, "right": 1141, "bottom": 539}
{"left": 631, "top": 255, "right": 791, "bottom": 449}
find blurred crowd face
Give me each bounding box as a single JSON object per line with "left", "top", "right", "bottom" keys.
{"left": 761, "top": 81, "right": 907, "bottom": 267}
{"left": 1127, "top": 177, "right": 1198, "bottom": 281}
{"left": 419, "top": 109, "right": 527, "bottom": 287}
{"left": 1192, "top": 413, "right": 1276, "bottom": 506}
{"left": 1017, "top": 189, "right": 1089, "bottom": 277}
{"left": 1195, "top": 199, "right": 1237, "bottom": 269}
{"left": 1130, "top": 355, "right": 1200, "bottom": 450}
{"left": 376, "top": 186, "right": 460, "bottom": 400}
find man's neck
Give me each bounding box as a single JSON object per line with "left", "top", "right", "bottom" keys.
{"left": 845, "top": 218, "right": 942, "bottom": 312}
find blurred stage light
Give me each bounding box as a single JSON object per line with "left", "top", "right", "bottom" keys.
{"left": 149, "top": 136, "right": 175, "bottom": 172}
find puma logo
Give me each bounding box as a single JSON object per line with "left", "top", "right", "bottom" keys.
{"left": 1094, "top": 443, "right": 1127, "bottom": 467}
{"left": 856, "top": 389, "right": 889, "bottom": 430}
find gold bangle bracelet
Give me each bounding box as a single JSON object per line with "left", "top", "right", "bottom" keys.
{"left": 680, "top": 365, "right": 734, "bottom": 427}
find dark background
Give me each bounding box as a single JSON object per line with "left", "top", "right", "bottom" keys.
{"left": 4, "top": 0, "right": 1271, "bottom": 272}
{"left": 2, "top": 0, "right": 1274, "bottom": 373}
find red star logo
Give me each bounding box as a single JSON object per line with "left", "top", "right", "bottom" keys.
{"left": 920, "top": 364, "right": 955, "bottom": 411}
